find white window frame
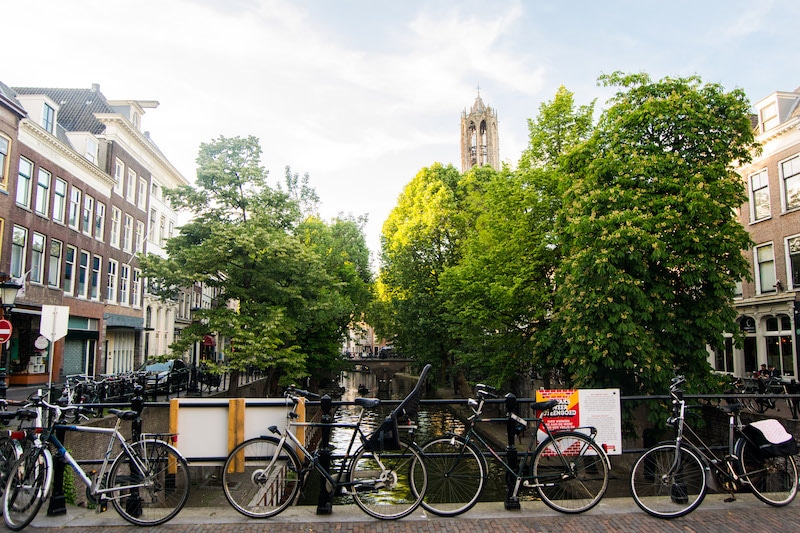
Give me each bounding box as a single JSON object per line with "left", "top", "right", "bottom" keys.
{"left": 138, "top": 177, "right": 147, "bottom": 210}
{"left": 120, "top": 263, "right": 130, "bottom": 306}
{"left": 132, "top": 269, "right": 142, "bottom": 308}
{"left": 53, "top": 178, "right": 67, "bottom": 223}
{"left": 126, "top": 169, "right": 136, "bottom": 202}
{"left": 0, "top": 134, "right": 10, "bottom": 189}
{"left": 135, "top": 221, "right": 145, "bottom": 254}
{"left": 107, "top": 259, "right": 119, "bottom": 303}
{"left": 78, "top": 250, "right": 90, "bottom": 299}
{"left": 110, "top": 207, "right": 121, "bottom": 248}
{"left": 42, "top": 103, "right": 55, "bottom": 133}
{"left": 750, "top": 169, "right": 770, "bottom": 222}
{"left": 95, "top": 202, "right": 106, "bottom": 241}
{"left": 30, "top": 232, "right": 46, "bottom": 284}
{"left": 68, "top": 186, "right": 81, "bottom": 230}
{"left": 90, "top": 254, "right": 102, "bottom": 301}
{"left": 123, "top": 214, "right": 134, "bottom": 253}
{"left": 48, "top": 239, "right": 62, "bottom": 288}
{"left": 780, "top": 154, "right": 800, "bottom": 212}
{"left": 16, "top": 157, "right": 33, "bottom": 208}
{"left": 114, "top": 158, "right": 125, "bottom": 195}
{"left": 64, "top": 245, "right": 77, "bottom": 296}
{"left": 756, "top": 243, "right": 777, "bottom": 294}
{"left": 11, "top": 225, "right": 28, "bottom": 278}
{"left": 82, "top": 194, "right": 94, "bottom": 236}
{"left": 34, "top": 168, "right": 51, "bottom": 216}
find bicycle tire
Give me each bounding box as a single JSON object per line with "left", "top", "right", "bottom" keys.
{"left": 222, "top": 437, "right": 302, "bottom": 518}
{"left": 629, "top": 443, "right": 706, "bottom": 518}
{"left": 3, "top": 447, "right": 52, "bottom": 531}
{"left": 532, "top": 431, "right": 609, "bottom": 513}
{"left": 413, "top": 435, "right": 485, "bottom": 517}
{"left": 736, "top": 437, "right": 798, "bottom": 506}
{"left": 108, "top": 439, "right": 190, "bottom": 526}
{"left": 349, "top": 441, "right": 427, "bottom": 520}
{"left": 0, "top": 436, "right": 23, "bottom": 512}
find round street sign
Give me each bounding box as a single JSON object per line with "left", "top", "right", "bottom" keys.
{"left": 0, "top": 319, "right": 12, "bottom": 343}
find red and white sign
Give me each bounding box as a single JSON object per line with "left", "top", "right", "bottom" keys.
{"left": 0, "top": 319, "right": 12, "bottom": 343}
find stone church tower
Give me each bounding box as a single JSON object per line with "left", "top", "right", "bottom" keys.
{"left": 461, "top": 91, "right": 500, "bottom": 172}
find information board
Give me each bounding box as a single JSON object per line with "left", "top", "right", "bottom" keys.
{"left": 535, "top": 388, "right": 622, "bottom": 455}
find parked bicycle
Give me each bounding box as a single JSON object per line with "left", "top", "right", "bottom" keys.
{"left": 3, "top": 393, "right": 190, "bottom": 530}
{"left": 222, "top": 364, "right": 431, "bottom": 520}
{"left": 410, "top": 384, "right": 610, "bottom": 516}
{"left": 629, "top": 375, "right": 798, "bottom": 519}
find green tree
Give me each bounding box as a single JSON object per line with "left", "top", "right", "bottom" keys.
{"left": 554, "top": 73, "right": 757, "bottom": 396}
{"left": 141, "top": 135, "right": 372, "bottom": 391}
{"left": 440, "top": 87, "right": 594, "bottom": 391}
{"left": 378, "top": 163, "right": 465, "bottom": 378}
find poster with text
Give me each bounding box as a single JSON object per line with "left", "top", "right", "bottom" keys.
{"left": 535, "top": 388, "right": 622, "bottom": 455}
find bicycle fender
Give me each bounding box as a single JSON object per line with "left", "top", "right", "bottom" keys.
{"left": 536, "top": 431, "right": 612, "bottom": 472}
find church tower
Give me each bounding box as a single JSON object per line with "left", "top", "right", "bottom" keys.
{"left": 461, "top": 90, "right": 500, "bottom": 172}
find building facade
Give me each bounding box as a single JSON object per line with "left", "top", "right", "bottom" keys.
{"left": 0, "top": 81, "right": 188, "bottom": 387}
{"left": 460, "top": 91, "right": 500, "bottom": 172}
{"left": 716, "top": 87, "right": 800, "bottom": 380}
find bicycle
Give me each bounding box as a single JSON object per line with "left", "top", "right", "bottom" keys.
{"left": 411, "top": 384, "right": 611, "bottom": 516}
{"left": 222, "top": 364, "right": 431, "bottom": 520}
{"left": 3, "top": 393, "right": 190, "bottom": 530}
{"left": 629, "top": 375, "right": 798, "bottom": 519}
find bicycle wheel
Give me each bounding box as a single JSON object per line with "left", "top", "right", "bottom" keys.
{"left": 222, "top": 437, "right": 302, "bottom": 518}
{"left": 0, "top": 437, "right": 23, "bottom": 511}
{"left": 737, "top": 438, "right": 798, "bottom": 506}
{"left": 532, "top": 432, "right": 609, "bottom": 513}
{"left": 413, "top": 436, "right": 485, "bottom": 517}
{"left": 108, "top": 439, "right": 190, "bottom": 526}
{"left": 3, "top": 447, "right": 52, "bottom": 531}
{"left": 350, "top": 442, "right": 427, "bottom": 520}
{"left": 629, "top": 443, "right": 706, "bottom": 518}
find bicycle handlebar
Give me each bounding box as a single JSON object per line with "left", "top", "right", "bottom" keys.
{"left": 285, "top": 385, "right": 321, "bottom": 400}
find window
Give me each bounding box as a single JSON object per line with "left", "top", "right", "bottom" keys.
{"left": 790, "top": 236, "right": 800, "bottom": 289}
{"left": 53, "top": 178, "right": 67, "bottom": 223}
{"left": 149, "top": 208, "right": 157, "bottom": 242}
{"left": 765, "top": 315, "right": 794, "bottom": 377}
{"left": 85, "top": 137, "right": 98, "bottom": 164}
{"left": 107, "top": 259, "right": 118, "bottom": 303}
{"left": 781, "top": 155, "right": 800, "bottom": 211}
{"left": 16, "top": 157, "right": 33, "bottom": 208}
{"left": 110, "top": 207, "right": 121, "bottom": 248}
{"left": 126, "top": 169, "right": 136, "bottom": 202}
{"left": 42, "top": 103, "right": 55, "bottom": 133}
{"left": 714, "top": 337, "right": 734, "bottom": 374}
{"left": 135, "top": 221, "right": 145, "bottom": 254}
{"left": 11, "top": 226, "right": 27, "bottom": 278}
{"left": 132, "top": 269, "right": 141, "bottom": 308}
{"left": 78, "top": 250, "right": 90, "bottom": 298}
{"left": 750, "top": 169, "right": 770, "bottom": 221}
{"left": 91, "top": 254, "right": 101, "bottom": 300}
{"left": 138, "top": 177, "right": 147, "bottom": 210}
{"left": 114, "top": 159, "right": 124, "bottom": 195}
{"left": 159, "top": 215, "right": 166, "bottom": 246}
{"left": 48, "top": 239, "right": 62, "bottom": 288}
{"left": 34, "top": 168, "right": 51, "bottom": 216}
{"left": 30, "top": 233, "right": 45, "bottom": 284}
{"left": 64, "top": 246, "right": 77, "bottom": 295}
{"left": 120, "top": 264, "right": 130, "bottom": 306}
{"left": 68, "top": 187, "right": 81, "bottom": 230}
{"left": 123, "top": 214, "right": 134, "bottom": 252}
{"left": 761, "top": 102, "right": 779, "bottom": 132}
{"left": 757, "top": 244, "right": 776, "bottom": 294}
{"left": 82, "top": 194, "right": 94, "bottom": 236}
{"left": 0, "top": 135, "right": 10, "bottom": 189}
{"left": 95, "top": 202, "right": 106, "bottom": 241}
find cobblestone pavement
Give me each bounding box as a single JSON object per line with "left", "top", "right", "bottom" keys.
{"left": 10, "top": 493, "right": 800, "bottom": 533}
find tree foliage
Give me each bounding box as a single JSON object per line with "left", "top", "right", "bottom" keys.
{"left": 554, "top": 73, "right": 757, "bottom": 395}
{"left": 140, "top": 135, "right": 372, "bottom": 389}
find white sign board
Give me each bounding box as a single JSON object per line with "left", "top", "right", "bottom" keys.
{"left": 536, "top": 388, "right": 623, "bottom": 454}
{"left": 40, "top": 305, "right": 69, "bottom": 342}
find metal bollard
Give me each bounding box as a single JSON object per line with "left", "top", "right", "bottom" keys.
{"left": 316, "top": 394, "right": 333, "bottom": 514}
{"left": 504, "top": 392, "right": 521, "bottom": 510}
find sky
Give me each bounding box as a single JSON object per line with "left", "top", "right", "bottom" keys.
{"left": 3, "top": 0, "right": 800, "bottom": 268}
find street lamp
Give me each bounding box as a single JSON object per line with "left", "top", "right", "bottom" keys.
{"left": 0, "top": 273, "right": 22, "bottom": 399}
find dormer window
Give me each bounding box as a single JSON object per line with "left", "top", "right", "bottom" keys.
{"left": 85, "top": 137, "right": 98, "bottom": 164}
{"left": 132, "top": 111, "right": 140, "bottom": 129}
{"left": 43, "top": 103, "right": 56, "bottom": 133}
{"left": 760, "top": 102, "right": 779, "bottom": 132}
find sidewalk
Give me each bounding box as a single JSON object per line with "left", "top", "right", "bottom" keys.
{"left": 17, "top": 493, "right": 800, "bottom": 532}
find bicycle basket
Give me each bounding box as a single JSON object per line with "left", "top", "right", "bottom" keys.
{"left": 743, "top": 419, "right": 798, "bottom": 458}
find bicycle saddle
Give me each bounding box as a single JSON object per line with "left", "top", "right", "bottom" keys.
{"left": 530, "top": 399, "right": 559, "bottom": 412}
